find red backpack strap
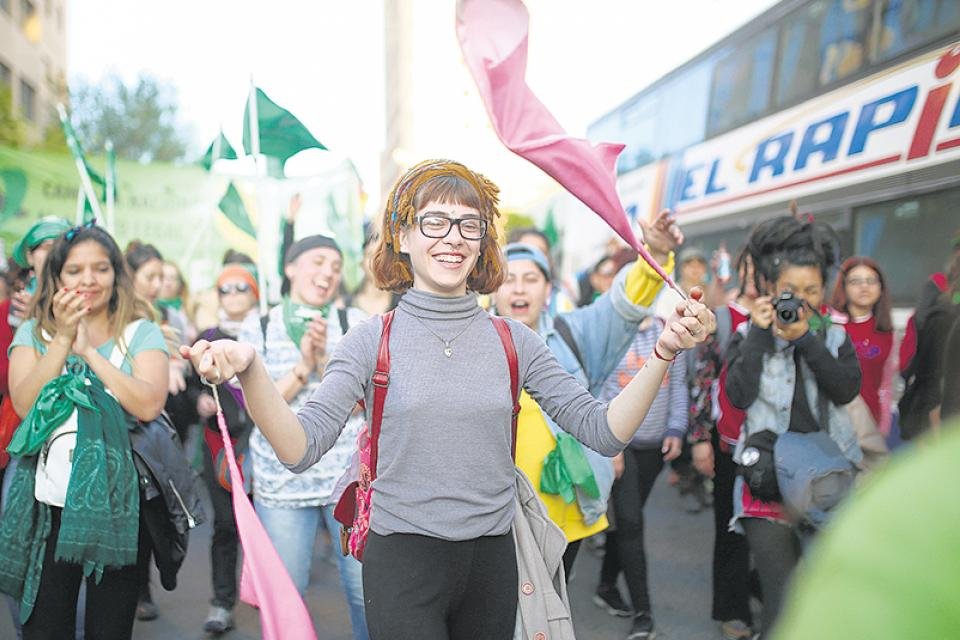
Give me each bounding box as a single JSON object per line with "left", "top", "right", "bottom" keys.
{"left": 368, "top": 310, "right": 396, "bottom": 479}
{"left": 489, "top": 316, "right": 520, "bottom": 460}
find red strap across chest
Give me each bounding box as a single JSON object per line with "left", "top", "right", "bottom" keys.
{"left": 366, "top": 312, "right": 520, "bottom": 479}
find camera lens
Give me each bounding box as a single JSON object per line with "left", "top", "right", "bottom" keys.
{"left": 775, "top": 292, "right": 802, "bottom": 324}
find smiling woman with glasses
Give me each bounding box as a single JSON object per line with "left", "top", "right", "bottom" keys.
{"left": 180, "top": 158, "right": 714, "bottom": 640}
{"left": 830, "top": 256, "right": 895, "bottom": 437}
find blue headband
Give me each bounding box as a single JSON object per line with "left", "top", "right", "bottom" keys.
{"left": 504, "top": 242, "right": 551, "bottom": 280}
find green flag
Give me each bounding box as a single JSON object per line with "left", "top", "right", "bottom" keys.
{"left": 218, "top": 182, "right": 257, "bottom": 238}
{"left": 543, "top": 207, "right": 559, "bottom": 247}
{"left": 200, "top": 131, "right": 238, "bottom": 171}
{"left": 59, "top": 109, "right": 105, "bottom": 189}
{"left": 242, "top": 87, "right": 326, "bottom": 168}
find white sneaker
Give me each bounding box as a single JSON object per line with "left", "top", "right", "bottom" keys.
{"left": 203, "top": 606, "right": 234, "bottom": 635}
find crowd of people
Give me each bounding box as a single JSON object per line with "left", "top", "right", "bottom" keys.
{"left": 0, "top": 157, "right": 955, "bottom": 640}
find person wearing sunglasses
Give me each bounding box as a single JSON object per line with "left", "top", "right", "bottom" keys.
{"left": 182, "top": 159, "right": 714, "bottom": 640}
{"left": 184, "top": 263, "right": 260, "bottom": 635}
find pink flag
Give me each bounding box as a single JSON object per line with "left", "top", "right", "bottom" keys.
{"left": 214, "top": 398, "right": 318, "bottom": 640}
{"left": 456, "top": 0, "right": 680, "bottom": 292}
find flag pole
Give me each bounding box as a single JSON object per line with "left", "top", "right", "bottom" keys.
{"left": 57, "top": 103, "right": 103, "bottom": 222}
{"left": 105, "top": 140, "right": 115, "bottom": 235}
{"left": 248, "top": 77, "right": 269, "bottom": 316}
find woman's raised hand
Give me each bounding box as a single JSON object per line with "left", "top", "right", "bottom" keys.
{"left": 179, "top": 339, "right": 256, "bottom": 385}
{"left": 655, "top": 287, "right": 715, "bottom": 357}
{"left": 52, "top": 288, "right": 90, "bottom": 341}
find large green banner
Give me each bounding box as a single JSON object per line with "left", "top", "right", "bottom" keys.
{"left": 0, "top": 146, "right": 364, "bottom": 294}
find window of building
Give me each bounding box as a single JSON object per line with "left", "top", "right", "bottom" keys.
{"left": 0, "top": 61, "right": 11, "bottom": 89}
{"left": 706, "top": 28, "right": 777, "bottom": 137}
{"left": 776, "top": 0, "right": 874, "bottom": 109}
{"left": 19, "top": 78, "right": 36, "bottom": 121}
{"left": 874, "top": 0, "right": 960, "bottom": 63}
{"left": 854, "top": 187, "right": 960, "bottom": 306}
{"left": 19, "top": 0, "right": 35, "bottom": 27}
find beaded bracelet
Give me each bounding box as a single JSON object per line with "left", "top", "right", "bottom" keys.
{"left": 653, "top": 343, "right": 678, "bottom": 362}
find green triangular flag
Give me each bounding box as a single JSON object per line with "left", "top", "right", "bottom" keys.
{"left": 218, "top": 182, "right": 257, "bottom": 238}
{"left": 200, "top": 131, "right": 238, "bottom": 171}
{"left": 60, "top": 111, "right": 105, "bottom": 189}
{"left": 543, "top": 207, "right": 559, "bottom": 247}
{"left": 242, "top": 87, "right": 326, "bottom": 168}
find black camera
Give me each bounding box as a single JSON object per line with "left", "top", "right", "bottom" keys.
{"left": 775, "top": 291, "right": 804, "bottom": 324}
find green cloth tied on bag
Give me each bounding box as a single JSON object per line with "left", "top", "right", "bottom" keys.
{"left": 6, "top": 366, "right": 99, "bottom": 456}
{"left": 540, "top": 432, "right": 601, "bottom": 504}
{"left": 0, "top": 364, "right": 139, "bottom": 624}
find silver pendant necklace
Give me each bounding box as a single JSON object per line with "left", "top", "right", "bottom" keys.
{"left": 407, "top": 311, "right": 479, "bottom": 358}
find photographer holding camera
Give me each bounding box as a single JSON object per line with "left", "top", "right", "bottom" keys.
{"left": 723, "top": 216, "right": 862, "bottom": 636}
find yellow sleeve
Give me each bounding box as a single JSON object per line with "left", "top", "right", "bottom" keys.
{"left": 624, "top": 250, "right": 675, "bottom": 307}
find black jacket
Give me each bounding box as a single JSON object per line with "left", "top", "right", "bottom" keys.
{"left": 129, "top": 413, "right": 205, "bottom": 590}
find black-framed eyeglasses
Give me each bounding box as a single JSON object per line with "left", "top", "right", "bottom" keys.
{"left": 65, "top": 218, "right": 97, "bottom": 242}
{"left": 218, "top": 282, "right": 252, "bottom": 295}
{"left": 415, "top": 213, "right": 487, "bottom": 240}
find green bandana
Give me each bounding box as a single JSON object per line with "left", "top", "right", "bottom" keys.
{"left": 282, "top": 296, "right": 329, "bottom": 346}
{"left": 12, "top": 217, "right": 72, "bottom": 269}
{"left": 808, "top": 308, "right": 833, "bottom": 334}
{"left": 0, "top": 364, "right": 139, "bottom": 623}
{"left": 156, "top": 297, "right": 183, "bottom": 312}
{"left": 540, "top": 432, "right": 601, "bottom": 505}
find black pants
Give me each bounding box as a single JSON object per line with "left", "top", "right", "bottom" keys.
{"left": 741, "top": 518, "right": 802, "bottom": 633}
{"left": 601, "top": 447, "right": 663, "bottom": 613}
{"left": 561, "top": 539, "right": 581, "bottom": 582}
{"left": 712, "top": 448, "right": 754, "bottom": 624}
{"left": 22, "top": 508, "right": 144, "bottom": 640}
{"left": 362, "top": 531, "right": 517, "bottom": 640}
{"left": 202, "top": 446, "right": 240, "bottom": 609}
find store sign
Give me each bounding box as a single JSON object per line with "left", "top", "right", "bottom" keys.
{"left": 666, "top": 40, "right": 960, "bottom": 221}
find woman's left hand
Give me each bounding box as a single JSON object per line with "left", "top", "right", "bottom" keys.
{"left": 72, "top": 320, "right": 93, "bottom": 359}
{"left": 655, "top": 287, "right": 716, "bottom": 357}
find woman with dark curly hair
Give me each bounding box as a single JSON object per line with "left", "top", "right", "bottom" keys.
{"left": 725, "top": 215, "right": 862, "bottom": 635}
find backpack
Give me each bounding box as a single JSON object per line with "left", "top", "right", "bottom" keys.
{"left": 333, "top": 310, "right": 520, "bottom": 561}
{"left": 899, "top": 273, "right": 949, "bottom": 377}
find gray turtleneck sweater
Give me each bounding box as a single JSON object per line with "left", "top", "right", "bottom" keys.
{"left": 291, "top": 288, "right": 626, "bottom": 540}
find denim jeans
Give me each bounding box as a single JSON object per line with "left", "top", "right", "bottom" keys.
{"left": 255, "top": 501, "right": 368, "bottom": 640}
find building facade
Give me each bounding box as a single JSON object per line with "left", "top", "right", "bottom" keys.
{"left": 0, "top": 0, "right": 68, "bottom": 142}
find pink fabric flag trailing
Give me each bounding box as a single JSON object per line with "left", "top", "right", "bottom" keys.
{"left": 455, "top": 0, "right": 681, "bottom": 293}
{"left": 210, "top": 386, "right": 318, "bottom": 640}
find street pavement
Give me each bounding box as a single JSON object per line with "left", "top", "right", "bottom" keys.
{"left": 0, "top": 472, "right": 720, "bottom": 640}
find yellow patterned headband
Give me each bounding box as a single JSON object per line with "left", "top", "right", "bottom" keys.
{"left": 383, "top": 159, "right": 502, "bottom": 251}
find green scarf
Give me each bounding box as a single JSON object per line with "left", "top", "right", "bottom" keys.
{"left": 808, "top": 309, "right": 832, "bottom": 334}
{"left": 156, "top": 297, "right": 183, "bottom": 312}
{"left": 540, "top": 432, "right": 601, "bottom": 504}
{"left": 282, "top": 296, "right": 329, "bottom": 346}
{"left": 0, "top": 365, "right": 139, "bottom": 623}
